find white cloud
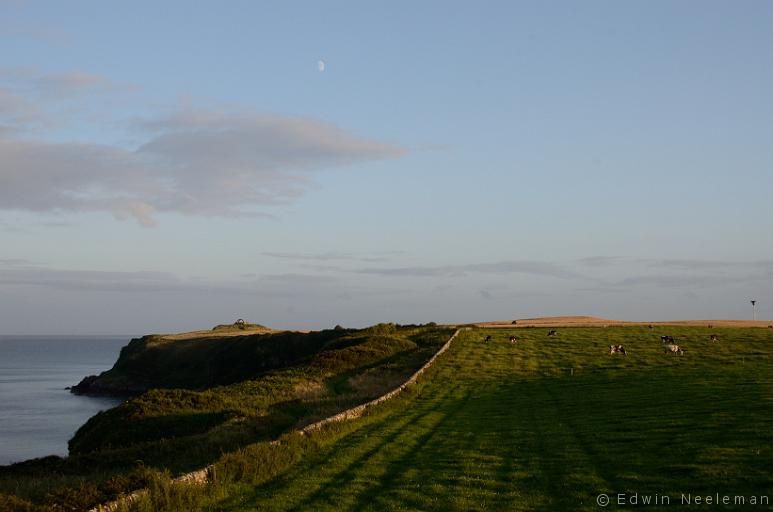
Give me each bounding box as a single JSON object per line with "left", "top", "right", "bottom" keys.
{"left": 0, "top": 106, "right": 405, "bottom": 226}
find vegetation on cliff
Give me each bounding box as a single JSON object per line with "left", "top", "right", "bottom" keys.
{"left": 0, "top": 322, "right": 452, "bottom": 512}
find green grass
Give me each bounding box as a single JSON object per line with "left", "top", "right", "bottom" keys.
{"left": 125, "top": 326, "right": 771, "bottom": 512}
{"left": 0, "top": 324, "right": 452, "bottom": 511}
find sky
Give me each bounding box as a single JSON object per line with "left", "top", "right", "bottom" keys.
{"left": 1, "top": 1, "right": 772, "bottom": 334}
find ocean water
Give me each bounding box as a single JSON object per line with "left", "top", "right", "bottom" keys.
{"left": 0, "top": 336, "right": 129, "bottom": 466}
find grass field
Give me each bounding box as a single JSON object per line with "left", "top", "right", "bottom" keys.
{"left": 187, "top": 326, "right": 773, "bottom": 512}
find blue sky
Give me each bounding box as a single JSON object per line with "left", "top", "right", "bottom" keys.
{"left": 1, "top": 1, "right": 771, "bottom": 334}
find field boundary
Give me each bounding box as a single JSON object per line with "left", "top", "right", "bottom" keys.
{"left": 90, "top": 328, "right": 463, "bottom": 512}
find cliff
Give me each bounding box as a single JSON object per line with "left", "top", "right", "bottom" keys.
{"left": 70, "top": 326, "right": 347, "bottom": 395}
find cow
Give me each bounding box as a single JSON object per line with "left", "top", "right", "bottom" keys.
{"left": 484, "top": 335, "right": 492, "bottom": 343}
{"left": 663, "top": 344, "right": 684, "bottom": 356}
{"left": 661, "top": 335, "right": 683, "bottom": 355}
{"left": 609, "top": 344, "right": 627, "bottom": 355}
{"left": 710, "top": 334, "right": 719, "bottom": 343}
{"left": 509, "top": 335, "right": 518, "bottom": 344}
{"left": 547, "top": 330, "right": 558, "bottom": 337}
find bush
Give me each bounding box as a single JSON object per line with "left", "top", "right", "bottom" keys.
{"left": 363, "top": 323, "right": 397, "bottom": 336}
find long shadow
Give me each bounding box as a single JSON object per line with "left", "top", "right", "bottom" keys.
{"left": 345, "top": 388, "right": 474, "bottom": 511}
{"left": 287, "top": 385, "right": 465, "bottom": 511}
{"left": 240, "top": 384, "right": 464, "bottom": 511}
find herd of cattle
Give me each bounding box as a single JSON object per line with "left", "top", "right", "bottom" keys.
{"left": 482, "top": 329, "right": 729, "bottom": 356}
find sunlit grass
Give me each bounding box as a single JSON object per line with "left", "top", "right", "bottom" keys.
{"left": 154, "top": 326, "right": 772, "bottom": 512}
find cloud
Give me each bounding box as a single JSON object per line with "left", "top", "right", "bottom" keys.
{"left": 0, "top": 266, "right": 188, "bottom": 292}
{"left": 0, "top": 67, "right": 136, "bottom": 98}
{"left": 136, "top": 109, "right": 402, "bottom": 172}
{"left": 0, "top": 88, "right": 42, "bottom": 133}
{"left": 0, "top": 264, "right": 406, "bottom": 300}
{"left": 0, "top": 258, "right": 33, "bottom": 266}
{"left": 611, "top": 269, "right": 768, "bottom": 289}
{"left": 649, "top": 259, "right": 773, "bottom": 270}
{"left": 0, "top": 106, "right": 404, "bottom": 225}
{"left": 355, "top": 260, "right": 582, "bottom": 279}
{"left": 577, "top": 256, "right": 622, "bottom": 267}
{"left": 0, "top": 24, "right": 71, "bottom": 44}
{"left": 36, "top": 71, "right": 127, "bottom": 96}
{"left": 0, "top": 264, "right": 308, "bottom": 294}
{"left": 262, "top": 251, "right": 397, "bottom": 263}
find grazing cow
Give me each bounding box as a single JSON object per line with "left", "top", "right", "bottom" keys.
{"left": 648, "top": 324, "right": 654, "bottom": 330}
{"left": 547, "top": 330, "right": 558, "bottom": 337}
{"left": 708, "top": 324, "right": 714, "bottom": 329}
{"left": 484, "top": 335, "right": 492, "bottom": 343}
{"left": 710, "top": 334, "right": 719, "bottom": 342}
{"left": 662, "top": 335, "right": 684, "bottom": 355}
{"left": 609, "top": 344, "right": 627, "bottom": 355}
{"left": 511, "top": 320, "right": 518, "bottom": 325}
{"left": 769, "top": 325, "right": 772, "bottom": 329}
{"left": 509, "top": 335, "right": 518, "bottom": 344}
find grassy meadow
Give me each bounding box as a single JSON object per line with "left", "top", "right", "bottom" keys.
{"left": 125, "top": 325, "right": 772, "bottom": 511}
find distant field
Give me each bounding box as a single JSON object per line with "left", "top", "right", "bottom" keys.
{"left": 205, "top": 326, "right": 772, "bottom": 511}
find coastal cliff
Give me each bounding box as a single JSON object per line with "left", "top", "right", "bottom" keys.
{"left": 70, "top": 326, "right": 349, "bottom": 395}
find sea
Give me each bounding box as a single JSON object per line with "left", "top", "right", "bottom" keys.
{"left": 0, "top": 335, "right": 129, "bottom": 466}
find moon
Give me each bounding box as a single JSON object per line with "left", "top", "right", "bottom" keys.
{"left": 317, "top": 60, "right": 325, "bottom": 72}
